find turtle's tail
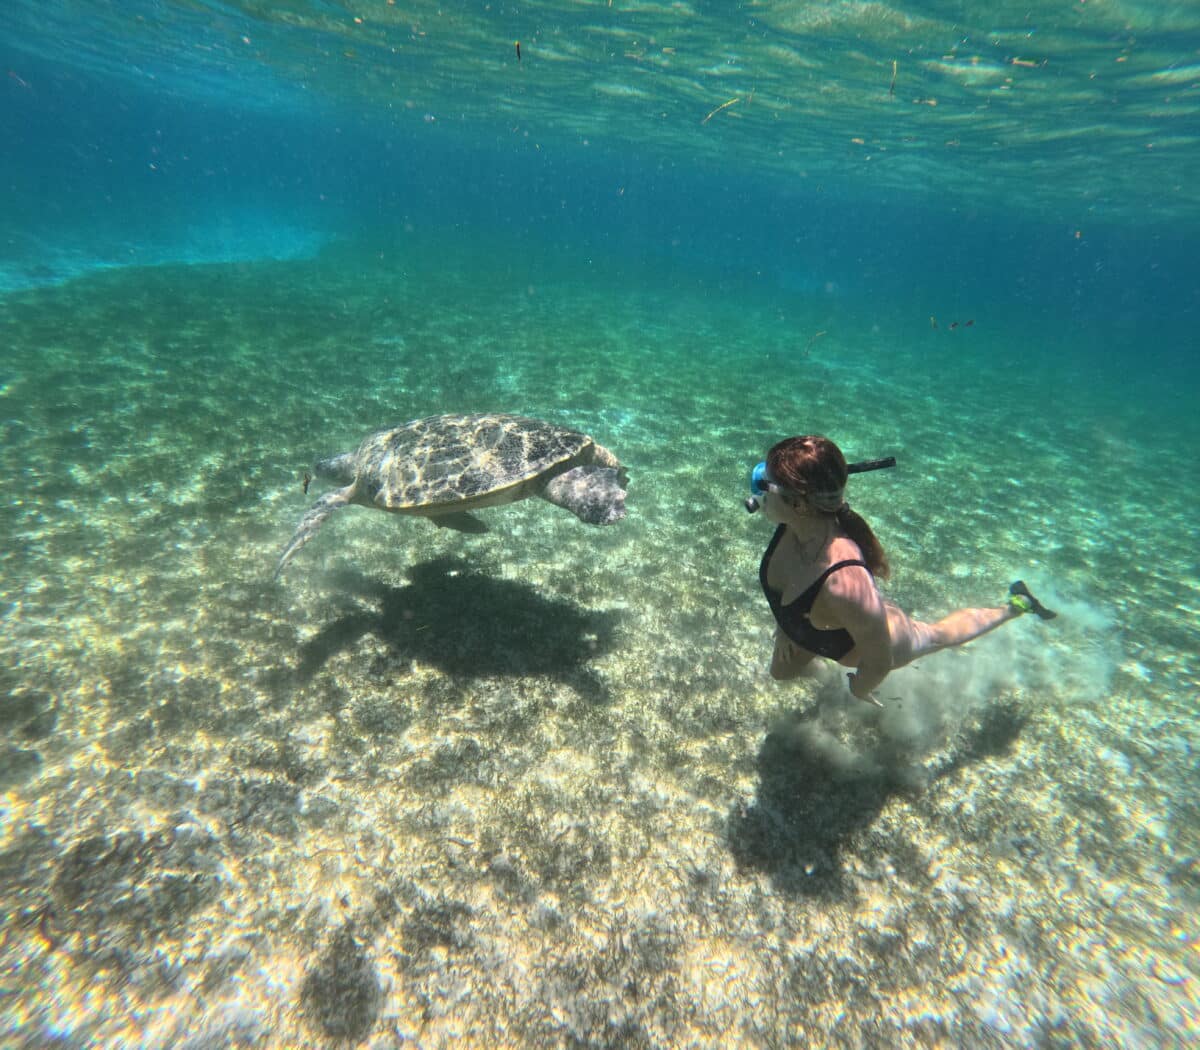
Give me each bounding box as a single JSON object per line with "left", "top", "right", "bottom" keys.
{"left": 274, "top": 485, "right": 354, "bottom": 579}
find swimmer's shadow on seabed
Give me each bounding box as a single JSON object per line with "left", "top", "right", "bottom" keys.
{"left": 727, "top": 700, "right": 1027, "bottom": 899}
{"left": 291, "top": 556, "right": 620, "bottom": 705}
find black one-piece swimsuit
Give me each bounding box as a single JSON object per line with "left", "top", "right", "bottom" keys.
{"left": 760, "top": 524, "right": 871, "bottom": 660}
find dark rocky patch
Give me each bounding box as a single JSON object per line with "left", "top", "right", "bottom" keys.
{"left": 0, "top": 745, "right": 42, "bottom": 790}
{"left": 301, "top": 922, "right": 381, "bottom": 1043}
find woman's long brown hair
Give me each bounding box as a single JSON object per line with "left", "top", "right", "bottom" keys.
{"left": 766, "top": 435, "right": 891, "bottom": 579}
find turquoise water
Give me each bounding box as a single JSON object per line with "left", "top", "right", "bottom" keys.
{"left": 2, "top": 3, "right": 1198, "bottom": 1047}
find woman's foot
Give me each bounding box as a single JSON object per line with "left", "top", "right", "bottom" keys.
{"left": 1009, "top": 580, "right": 1057, "bottom": 620}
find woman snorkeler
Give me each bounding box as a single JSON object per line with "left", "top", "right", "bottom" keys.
{"left": 753, "top": 435, "right": 1056, "bottom": 706}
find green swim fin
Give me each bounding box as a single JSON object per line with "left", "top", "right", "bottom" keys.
{"left": 1009, "top": 580, "right": 1057, "bottom": 620}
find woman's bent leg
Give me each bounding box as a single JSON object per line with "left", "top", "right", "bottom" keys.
{"left": 770, "top": 629, "right": 818, "bottom": 680}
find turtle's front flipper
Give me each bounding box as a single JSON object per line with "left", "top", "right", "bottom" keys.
{"left": 540, "top": 466, "right": 627, "bottom": 525}
{"left": 274, "top": 484, "right": 355, "bottom": 579}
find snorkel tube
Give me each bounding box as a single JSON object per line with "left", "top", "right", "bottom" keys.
{"left": 744, "top": 455, "right": 897, "bottom": 513}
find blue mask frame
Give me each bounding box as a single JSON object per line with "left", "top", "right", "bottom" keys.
{"left": 749, "top": 461, "right": 770, "bottom": 497}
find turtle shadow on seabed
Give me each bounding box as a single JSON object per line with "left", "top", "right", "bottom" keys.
{"left": 727, "top": 700, "right": 1028, "bottom": 899}
{"left": 292, "top": 556, "right": 621, "bottom": 704}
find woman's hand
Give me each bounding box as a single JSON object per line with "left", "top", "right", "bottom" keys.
{"left": 847, "top": 673, "right": 884, "bottom": 708}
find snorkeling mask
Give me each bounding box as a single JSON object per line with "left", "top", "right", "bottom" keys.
{"left": 745, "top": 455, "right": 897, "bottom": 513}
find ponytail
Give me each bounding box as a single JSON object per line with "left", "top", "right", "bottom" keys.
{"left": 836, "top": 504, "right": 890, "bottom": 580}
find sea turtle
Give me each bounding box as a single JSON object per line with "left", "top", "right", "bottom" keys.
{"left": 275, "top": 413, "right": 628, "bottom": 577}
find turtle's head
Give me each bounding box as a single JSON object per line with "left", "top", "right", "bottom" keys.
{"left": 313, "top": 451, "right": 357, "bottom": 484}
{"left": 589, "top": 442, "right": 627, "bottom": 487}
{"left": 541, "top": 465, "right": 626, "bottom": 525}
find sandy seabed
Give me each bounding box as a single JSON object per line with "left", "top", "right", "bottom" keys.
{"left": 1, "top": 251, "right": 1196, "bottom": 1047}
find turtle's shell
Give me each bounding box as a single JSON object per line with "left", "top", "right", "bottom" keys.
{"left": 354, "top": 413, "right": 593, "bottom": 511}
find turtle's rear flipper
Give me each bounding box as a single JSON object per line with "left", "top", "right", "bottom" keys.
{"left": 432, "top": 512, "right": 489, "bottom": 534}
{"left": 274, "top": 484, "right": 354, "bottom": 579}
{"left": 540, "top": 466, "right": 627, "bottom": 525}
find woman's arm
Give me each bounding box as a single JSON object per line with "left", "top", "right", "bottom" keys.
{"left": 845, "top": 623, "right": 892, "bottom": 698}
{"left": 823, "top": 569, "right": 893, "bottom": 698}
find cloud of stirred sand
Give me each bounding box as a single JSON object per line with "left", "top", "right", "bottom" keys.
{"left": 796, "top": 581, "right": 1120, "bottom": 777}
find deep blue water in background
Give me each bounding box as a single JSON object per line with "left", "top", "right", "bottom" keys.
{"left": 3, "top": 7, "right": 1198, "bottom": 407}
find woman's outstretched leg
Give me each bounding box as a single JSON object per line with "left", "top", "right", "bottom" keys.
{"left": 886, "top": 581, "right": 1056, "bottom": 669}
